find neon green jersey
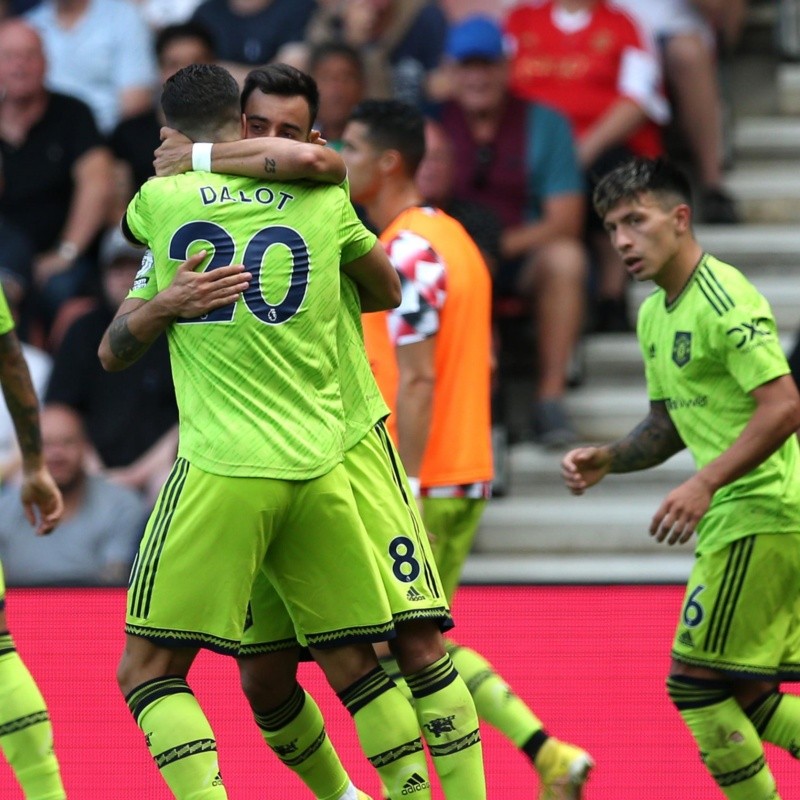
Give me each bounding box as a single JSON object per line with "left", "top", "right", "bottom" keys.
{"left": 339, "top": 275, "right": 389, "bottom": 450}
{"left": 637, "top": 253, "right": 800, "bottom": 552}
{"left": 0, "top": 286, "right": 13, "bottom": 335}
{"left": 125, "top": 172, "right": 375, "bottom": 479}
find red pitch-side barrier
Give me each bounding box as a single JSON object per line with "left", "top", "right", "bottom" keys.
{"left": 3, "top": 585, "right": 798, "bottom": 798}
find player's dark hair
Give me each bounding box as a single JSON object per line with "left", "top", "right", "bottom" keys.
{"left": 155, "top": 21, "right": 216, "bottom": 63}
{"left": 348, "top": 99, "right": 426, "bottom": 176}
{"left": 161, "top": 63, "right": 241, "bottom": 139}
{"left": 308, "top": 41, "right": 364, "bottom": 79}
{"left": 241, "top": 63, "right": 320, "bottom": 127}
{"left": 593, "top": 157, "right": 693, "bottom": 219}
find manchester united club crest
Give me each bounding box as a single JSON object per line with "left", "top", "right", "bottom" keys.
{"left": 672, "top": 331, "right": 692, "bottom": 367}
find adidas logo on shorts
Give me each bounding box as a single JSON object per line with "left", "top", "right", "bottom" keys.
{"left": 401, "top": 772, "right": 430, "bottom": 795}
{"left": 678, "top": 630, "right": 694, "bottom": 647}
{"left": 406, "top": 587, "right": 425, "bottom": 602}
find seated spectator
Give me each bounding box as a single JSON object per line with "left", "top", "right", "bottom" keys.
{"left": 133, "top": 0, "right": 204, "bottom": 31}
{"left": 0, "top": 18, "right": 112, "bottom": 336}
{"left": 614, "top": 0, "right": 742, "bottom": 223}
{"left": 301, "top": 0, "right": 449, "bottom": 111}
{"left": 0, "top": 403, "right": 146, "bottom": 586}
{"left": 439, "top": 16, "right": 588, "bottom": 447}
{"left": 109, "top": 20, "right": 217, "bottom": 222}
{"left": 504, "top": 0, "right": 670, "bottom": 332}
{"left": 416, "top": 117, "right": 503, "bottom": 272}
{"left": 26, "top": 0, "right": 157, "bottom": 135}
{"left": 45, "top": 227, "right": 178, "bottom": 505}
{"left": 307, "top": 41, "right": 366, "bottom": 150}
{"left": 190, "top": 0, "right": 316, "bottom": 86}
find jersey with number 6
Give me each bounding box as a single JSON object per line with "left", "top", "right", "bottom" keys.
{"left": 125, "top": 173, "right": 376, "bottom": 479}
{"left": 638, "top": 253, "right": 800, "bottom": 553}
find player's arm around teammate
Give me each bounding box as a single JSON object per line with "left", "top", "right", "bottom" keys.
{"left": 154, "top": 126, "right": 401, "bottom": 313}
{"left": 155, "top": 125, "right": 347, "bottom": 184}
{"left": 98, "top": 249, "right": 251, "bottom": 371}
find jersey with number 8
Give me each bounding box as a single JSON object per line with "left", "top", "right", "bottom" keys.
{"left": 125, "top": 174, "right": 377, "bottom": 479}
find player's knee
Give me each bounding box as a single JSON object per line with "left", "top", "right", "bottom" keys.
{"left": 390, "top": 620, "right": 446, "bottom": 673}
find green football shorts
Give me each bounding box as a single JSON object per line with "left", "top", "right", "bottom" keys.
{"left": 422, "top": 497, "right": 487, "bottom": 604}
{"left": 126, "top": 458, "right": 395, "bottom": 654}
{"left": 672, "top": 533, "right": 800, "bottom": 680}
{"left": 240, "top": 423, "right": 452, "bottom": 655}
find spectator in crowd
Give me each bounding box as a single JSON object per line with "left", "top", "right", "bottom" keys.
{"left": 504, "top": 0, "right": 670, "bottom": 332}
{"left": 439, "top": 16, "right": 587, "bottom": 447}
{"left": 133, "top": 0, "right": 204, "bottom": 30}
{"left": 0, "top": 403, "right": 145, "bottom": 586}
{"left": 45, "top": 228, "right": 178, "bottom": 505}
{"left": 190, "top": 0, "right": 316, "bottom": 86}
{"left": 301, "top": 0, "right": 449, "bottom": 111}
{"left": 416, "top": 117, "right": 503, "bottom": 271}
{"left": 614, "top": 0, "right": 743, "bottom": 223}
{"left": 109, "top": 20, "right": 217, "bottom": 222}
{"left": 0, "top": 18, "right": 112, "bottom": 336}
{"left": 26, "top": 0, "right": 157, "bottom": 135}
{"left": 307, "top": 41, "right": 366, "bottom": 150}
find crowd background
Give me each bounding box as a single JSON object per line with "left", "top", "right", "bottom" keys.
{"left": 0, "top": 0, "right": 756, "bottom": 586}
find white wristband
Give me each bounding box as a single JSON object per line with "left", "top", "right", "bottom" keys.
{"left": 407, "top": 477, "right": 421, "bottom": 498}
{"left": 191, "top": 142, "right": 213, "bottom": 172}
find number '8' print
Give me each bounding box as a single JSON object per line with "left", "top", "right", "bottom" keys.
{"left": 388, "top": 536, "right": 421, "bottom": 583}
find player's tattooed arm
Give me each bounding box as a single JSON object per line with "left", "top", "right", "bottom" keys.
{"left": 0, "top": 331, "right": 43, "bottom": 463}
{"left": 608, "top": 400, "right": 685, "bottom": 473}
{"left": 154, "top": 128, "right": 346, "bottom": 184}
{"left": 106, "top": 312, "right": 152, "bottom": 366}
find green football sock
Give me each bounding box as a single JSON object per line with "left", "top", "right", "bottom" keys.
{"left": 447, "top": 642, "right": 543, "bottom": 747}
{"left": 126, "top": 676, "right": 227, "bottom": 799}
{"left": 338, "top": 666, "right": 431, "bottom": 799}
{"left": 406, "top": 654, "right": 486, "bottom": 799}
{"left": 746, "top": 690, "right": 800, "bottom": 758}
{"left": 0, "top": 637, "right": 65, "bottom": 800}
{"left": 667, "top": 676, "right": 780, "bottom": 800}
{"left": 253, "top": 682, "right": 350, "bottom": 800}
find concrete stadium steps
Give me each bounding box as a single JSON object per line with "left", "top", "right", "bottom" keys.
{"left": 467, "top": 445, "right": 696, "bottom": 581}
{"left": 695, "top": 224, "right": 800, "bottom": 265}
{"left": 735, "top": 116, "right": 800, "bottom": 159}
{"left": 723, "top": 160, "right": 800, "bottom": 222}
{"left": 461, "top": 552, "right": 694, "bottom": 584}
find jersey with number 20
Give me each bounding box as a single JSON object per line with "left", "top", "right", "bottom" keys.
{"left": 125, "top": 172, "right": 376, "bottom": 480}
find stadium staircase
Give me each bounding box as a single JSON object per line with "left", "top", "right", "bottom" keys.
{"left": 466, "top": 0, "right": 800, "bottom": 585}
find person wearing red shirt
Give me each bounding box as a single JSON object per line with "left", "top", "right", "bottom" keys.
{"left": 505, "top": 0, "right": 669, "bottom": 332}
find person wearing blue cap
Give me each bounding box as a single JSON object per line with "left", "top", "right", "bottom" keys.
{"left": 439, "top": 14, "right": 589, "bottom": 451}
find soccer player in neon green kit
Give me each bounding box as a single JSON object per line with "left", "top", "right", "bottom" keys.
{"left": 99, "top": 63, "right": 431, "bottom": 800}
{"left": 154, "top": 63, "right": 487, "bottom": 800}
{"left": 0, "top": 284, "right": 65, "bottom": 799}
{"left": 562, "top": 157, "right": 800, "bottom": 800}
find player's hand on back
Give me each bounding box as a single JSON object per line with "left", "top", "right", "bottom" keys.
{"left": 561, "top": 446, "right": 612, "bottom": 495}
{"left": 155, "top": 127, "right": 193, "bottom": 177}
{"left": 164, "top": 251, "right": 251, "bottom": 319}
